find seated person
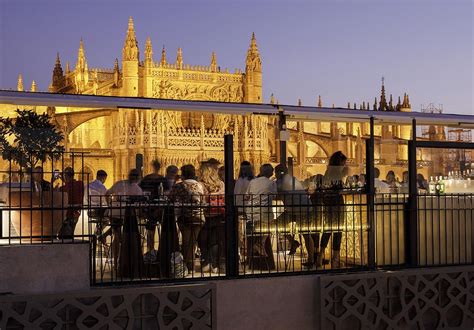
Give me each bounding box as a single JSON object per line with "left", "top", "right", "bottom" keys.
{"left": 57, "top": 167, "right": 84, "bottom": 240}
{"left": 245, "top": 164, "right": 277, "bottom": 257}
{"left": 85, "top": 170, "right": 108, "bottom": 239}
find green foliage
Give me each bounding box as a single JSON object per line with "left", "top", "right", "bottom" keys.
{"left": 0, "top": 109, "right": 64, "bottom": 169}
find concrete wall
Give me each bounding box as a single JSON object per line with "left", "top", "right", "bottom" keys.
{"left": 214, "top": 275, "right": 319, "bottom": 330}
{"left": 214, "top": 266, "right": 474, "bottom": 330}
{"left": 0, "top": 243, "right": 89, "bottom": 294}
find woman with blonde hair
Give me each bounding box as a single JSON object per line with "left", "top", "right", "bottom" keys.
{"left": 198, "top": 161, "right": 225, "bottom": 273}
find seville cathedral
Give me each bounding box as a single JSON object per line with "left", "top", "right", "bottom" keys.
{"left": 5, "top": 17, "right": 444, "bottom": 183}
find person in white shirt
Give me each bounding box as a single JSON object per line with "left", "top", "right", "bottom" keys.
{"left": 374, "top": 168, "right": 390, "bottom": 193}
{"left": 234, "top": 161, "right": 255, "bottom": 264}
{"left": 86, "top": 170, "right": 108, "bottom": 241}
{"left": 85, "top": 170, "right": 108, "bottom": 207}
{"left": 234, "top": 161, "right": 255, "bottom": 213}
{"left": 274, "top": 164, "right": 312, "bottom": 256}
{"left": 245, "top": 164, "right": 277, "bottom": 257}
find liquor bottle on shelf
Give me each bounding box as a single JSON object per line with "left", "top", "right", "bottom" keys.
{"left": 429, "top": 176, "right": 436, "bottom": 194}
{"left": 439, "top": 176, "right": 445, "bottom": 194}
{"left": 434, "top": 176, "right": 441, "bottom": 195}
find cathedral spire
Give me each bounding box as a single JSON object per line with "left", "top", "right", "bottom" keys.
{"left": 145, "top": 37, "right": 153, "bottom": 63}
{"left": 270, "top": 93, "right": 275, "bottom": 104}
{"left": 210, "top": 51, "right": 217, "bottom": 72}
{"left": 176, "top": 47, "right": 183, "bottom": 69}
{"left": 161, "top": 45, "right": 167, "bottom": 66}
{"left": 298, "top": 98, "right": 302, "bottom": 106}
{"left": 389, "top": 94, "right": 394, "bottom": 111}
{"left": 17, "top": 74, "right": 24, "bottom": 91}
{"left": 122, "top": 16, "right": 139, "bottom": 61}
{"left": 402, "top": 93, "right": 411, "bottom": 108}
{"left": 52, "top": 52, "right": 65, "bottom": 91}
{"left": 317, "top": 95, "right": 322, "bottom": 107}
{"left": 74, "top": 40, "right": 88, "bottom": 92}
{"left": 374, "top": 97, "right": 378, "bottom": 111}
{"left": 113, "top": 58, "right": 120, "bottom": 86}
{"left": 65, "top": 61, "right": 70, "bottom": 75}
{"left": 245, "top": 32, "right": 261, "bottom": 73}
{"left": 379, "top": 77, "right": 388, "bottom": 111}
{"left": 244, "top": 32, "right": 262, "bottom": 103}
{"left": 30, "top": 80, "right": 37, "bottom": 92}
{"left": 76, "top": 39, "right": 88, "bottom": 72}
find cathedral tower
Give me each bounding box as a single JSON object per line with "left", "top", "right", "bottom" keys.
{"left": 74, "top": 40, "right": 89, "bottom": 93}
{"left": 122, "top": 17, "right": 140, "bottom": 97}
{"left": 244, "top": 33, "right": 262, "bottom": 103}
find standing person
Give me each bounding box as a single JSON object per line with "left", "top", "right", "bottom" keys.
{"left": 58, "top": 167, "right": 84, "bottom": 239}
{"left": 274, "top": 164, "right": 310, "bottom": 256}
{"left": 305, "top": 174, "right": 324, "bottom": 268}
{"left": 385, "top": 170, "right": 400, "bottom": 192}
{"left": 140, "top": 160, "right": 169, "bottom": 198}
{"left": 245, "top": 164, "right": 277, "bottom": 258}
{"left": 234, "top": 161, "right": 255, "bottom": 212}
{"left": 140, "top": 160, "right": 168, "bottom": 252}
{"left": 400, "top": 171, "right": 409, "bottom": 193}
{"left": 320, "top": 151, "right": 348, "bottom": 268}
{"left": 106, "top": 169, "right": 143, "bottom": 269}
{"left": 168, "top": 164, "right": 206, "bottom": 273}
{"left": 31, "top": 166, "right": 51, "bottom": 192}
{"left": 207, "top": 158, "right": 221, "bottom": 171}
{"left": 218, "top": 165, "right": 225, "bottom": 182}
{"left": 165, "top": 165, "right": 179, "bottom": 192}
{"left": 234, "top": 161, "right": 255, "bottom": 263}
{"left": 358, "top": 174, "right": 367, "bottom": 189}
{"left": 417, "top": 173, "right": 429, "bottom": 191}
{"left": 199, "top": 162, "right": 226, "bottom": 273}
{"left": 374, "top": 168, "right": 390, "bottom": 193}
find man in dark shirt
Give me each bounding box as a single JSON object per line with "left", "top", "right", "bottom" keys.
{"left": 140, "top": 160, "right": 169, "bottom": 252}
{"left": 58, "top": 167, "right": 84, "bottom": 239}
{"left": 31, "top": 166, "right": 51, "bottom": 192}
{"left": 140, "top": 160, "right": 169, "bottom": 199}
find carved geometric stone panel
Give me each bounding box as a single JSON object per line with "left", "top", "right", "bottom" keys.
{"left": 320, "top": 267, "right": 474, "bottom": 329}
{"left": 0, "top": 284, "right": 215, "bottom": 329}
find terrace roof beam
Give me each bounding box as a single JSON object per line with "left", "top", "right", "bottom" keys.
{"left": 1, "top": 90, "right": 473, "bottom": 127}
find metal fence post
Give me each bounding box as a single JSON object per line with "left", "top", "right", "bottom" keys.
{"left": 278, "top": 107, "right": 287, "bottom": 167}
{"left": 288, "top": 157, "right": 294, "bottom": 176}
{"left": 407, "top": 118, "right": 418, "bottom": 266}
{"left": 366, "top": 116, "right": 376, "bottom": 269}
{"left": 224, "top": 134, "right": 238, "bottom": 277}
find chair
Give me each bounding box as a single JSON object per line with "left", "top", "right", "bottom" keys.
{"left": 88, "top": 208, "right": 112, "bottom": 280}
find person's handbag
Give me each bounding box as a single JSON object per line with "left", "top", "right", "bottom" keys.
{"left": 208, "top": 194, "right": 225, "bottom": 216}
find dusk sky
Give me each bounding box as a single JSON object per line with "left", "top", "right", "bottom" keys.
{"left": 1, "top": 0, "right": 472, "bottom": 115}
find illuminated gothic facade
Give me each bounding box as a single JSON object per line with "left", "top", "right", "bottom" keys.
{"left": 8, "top": 17, "right": 438, "bottom": 183}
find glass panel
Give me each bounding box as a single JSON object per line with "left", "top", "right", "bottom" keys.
{"left": 418, "top": 147, "right": 473, "bottom": 194}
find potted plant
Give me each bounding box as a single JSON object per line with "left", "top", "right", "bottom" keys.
{"left": 0, "top": 109, "right": 66, "bottom": 240}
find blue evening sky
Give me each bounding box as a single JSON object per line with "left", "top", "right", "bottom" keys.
{"left": 1, "top": 0, "right": 472, "bottom": 115}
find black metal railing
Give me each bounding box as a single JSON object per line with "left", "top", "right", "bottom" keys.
{"left": 1, "top": 181, "right": 472, "bottom": 284}
{"left": 0, "top": 152, "right": 92, "bottom": 245}
{"left": 87, "top": 190, "right": 370, "bottom": 284}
